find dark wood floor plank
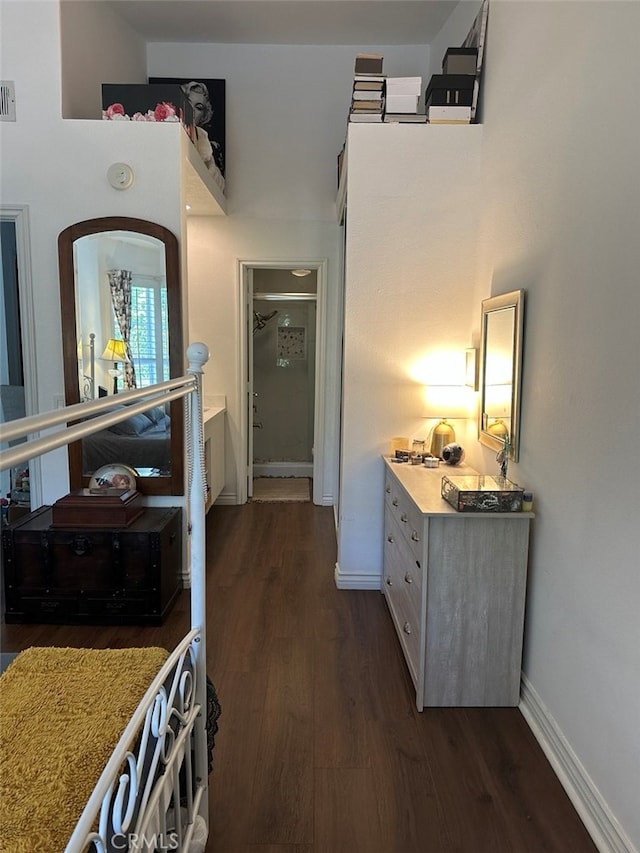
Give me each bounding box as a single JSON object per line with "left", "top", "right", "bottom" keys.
{"left": 206, "top": 669, "right": 269, "bottom": 852}
{"left": 313, "top": 636, "right": 371, "bottom": 769}
{"left": 314, "top": 767, "right": 386, "bottom": 853}
{"left": 248, "top": 636, "right": 315, "bottom": 846}
{"left": 365, "top": 718, "right": 447, "bottom": 853}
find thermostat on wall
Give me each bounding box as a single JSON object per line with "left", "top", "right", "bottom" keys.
{"left": 107, "top": 162, "right": 134, "bottom": 190}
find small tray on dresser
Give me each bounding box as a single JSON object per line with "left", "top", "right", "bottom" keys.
{"left": 51, "top": 488, "right": 144, "bottom": 528}
{"left": 441, "top": 474, "right": 523, "bottom": 513}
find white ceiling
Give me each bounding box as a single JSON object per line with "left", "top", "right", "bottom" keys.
{"left": 106, "top": 0, "right": 459, "bottom": 45}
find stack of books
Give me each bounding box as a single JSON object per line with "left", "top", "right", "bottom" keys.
{"left": 384, "top": 76, "right": 425, "bottom": 123}
{"left": 425, "top": 47, "right": 478, "bottom": 124}
{"left": 349, "top": 53, "right": 385, "bottom": 123}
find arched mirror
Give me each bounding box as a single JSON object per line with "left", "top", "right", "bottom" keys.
{"left": 58, "top": 217, "right": 183, "bottom": 495}
{"left": 478, "top": 289, "right": 525, "bottom": 461}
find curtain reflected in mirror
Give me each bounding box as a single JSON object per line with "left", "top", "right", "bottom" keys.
{"left": 58, "top": 217, "right": 183, "bottom": 495}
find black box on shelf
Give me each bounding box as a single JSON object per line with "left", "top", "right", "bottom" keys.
{"left": 442, "top": 47, "right": 478, "bottom": 75}
{"left": 101, "top": 83, "right": 195, "bottom": 139}
{"left": 441, "top": 475, "right": 524, "bottom": 513}
{"left": 425, "top": 74, "right": 475, "bottom": 108}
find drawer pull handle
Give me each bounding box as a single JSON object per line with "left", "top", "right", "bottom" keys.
{"left": 392, "top": 498, "right": 399, "bottom": 506}
{"left": 387, "top": 534, "right": 394, "bottom": 543}
{"left": 385, "top": 485, "right": 391, "bottom": 493}
{"left": 403, "top": 621, "right": 412, "bottom": 635}
{"left": 386, "top": 577, "right": 393, "bottom": 586}
{"left": 404, "top": 572, "right": 413, "bottom": 584}
{"left": 411, "top": 531, "right": 420, "bottom": 542}
{"left": 400, "top": 513, "right": 408, "bottom": 523}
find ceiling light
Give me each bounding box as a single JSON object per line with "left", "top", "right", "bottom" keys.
{"left": 291, "top": 268, "right": 311, "bottom": 277}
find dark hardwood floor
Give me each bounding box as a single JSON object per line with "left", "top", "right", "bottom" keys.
{"left": 1, "top": 502, "right": 597, "bottom": 853}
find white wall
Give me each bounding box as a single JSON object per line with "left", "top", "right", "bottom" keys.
{"left": 476, "top": 3, "right": 640, "bottom": 849}
{"left": 60, "top": 0, "right": 147, "bottom": 118}
{"left": 0, "top": 1, "right": 183, "bottom": 504}
{"left": 338, "top": 123, "right": 484, "bottom": 587}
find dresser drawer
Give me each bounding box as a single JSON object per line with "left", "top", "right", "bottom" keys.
{"left": 383, "top": 566, "right": 421, "bottom": 685}
{"left": 385, "top": 474, "right": 424, "bottom": 563}
{"left": 383, "top": 511, "right": 423, "bottom": 604}
{"left": 383, "top": 510, "right": 423, "bottom": 684}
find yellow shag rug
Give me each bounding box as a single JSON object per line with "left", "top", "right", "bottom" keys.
{"left": 0, "top": 645, "right": 168, "bottom": 853}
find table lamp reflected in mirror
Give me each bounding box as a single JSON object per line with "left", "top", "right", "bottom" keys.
{"left": 100, "top": 338, "right": 128, "bottom": 394}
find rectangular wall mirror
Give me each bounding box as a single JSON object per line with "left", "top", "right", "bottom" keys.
{"left": 478, "top": 289, "right": 525, "bottom": 461}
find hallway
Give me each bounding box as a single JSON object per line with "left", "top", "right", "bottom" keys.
{"left": 203, "top": 502, "right": 596, "bottom": 853}
{"left": 1, "top": 502, "right": 598, "bottom": 852}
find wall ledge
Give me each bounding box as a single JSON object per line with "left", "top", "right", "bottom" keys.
{"left": 519, "top": 673, "right": 636, "bottom": 853}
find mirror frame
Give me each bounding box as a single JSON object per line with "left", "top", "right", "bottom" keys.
{"left": 58, "top": 216, "right": 184, "bottom": 495}
{"left": 478, "top": 289, "right": 525, "bottom": 461}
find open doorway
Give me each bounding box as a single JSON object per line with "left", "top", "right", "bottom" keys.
{"left": 0, "top": 206, "right": 40, "bottom": 518}
{"left": 239, "top": 261, "right": 327, "bottom": 505}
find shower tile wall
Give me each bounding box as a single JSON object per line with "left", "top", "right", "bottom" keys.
{"left": 253, "top": 299, "right": 316, "bottom": 465}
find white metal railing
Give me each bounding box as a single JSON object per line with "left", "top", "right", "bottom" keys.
{"left": 0, "top": 342, "right": 211, "bottom": 853}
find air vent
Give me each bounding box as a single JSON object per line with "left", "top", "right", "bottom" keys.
{"left": 0, "top": 82, "right": 16, "bottom": 121}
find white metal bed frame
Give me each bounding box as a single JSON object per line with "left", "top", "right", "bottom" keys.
{"left": 0, "top": 342, "right": 210, "bottom": 853}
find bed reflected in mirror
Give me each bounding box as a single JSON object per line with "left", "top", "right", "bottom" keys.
{"left": 58, "top": 217, "right": 183, "bottom": 495}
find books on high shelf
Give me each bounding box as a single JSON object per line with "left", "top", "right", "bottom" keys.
{"left": 349, "top": 111, "right": 383, "bottom": 123}
{"left": 354, "top": 53, "right": 384, "bottom": 75}
{"left": 352, "top": 90, "right": 383, "bottom": 102}
{"left": 348, "top": 53, "right": 385, "bottom": 122}
{"left": 353, "top": 79, "right": 384, "bottom": 91}
{"left": 427, "top": 105, "right": 471, "bottom": 124}
{"left": 351, "top": 100, "right": 384, "bottom": 112}
{"left": 383, "top": 113, "right": 427, "bottom": 123}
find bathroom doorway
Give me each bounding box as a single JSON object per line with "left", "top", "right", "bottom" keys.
{"left": 239, "top": 261, "right": 327, "bottom": 504}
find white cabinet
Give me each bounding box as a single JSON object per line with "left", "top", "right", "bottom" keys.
{"left": 383, "top": 458, "right": 532, "bottom": 710}
{"left": 203, "top": 401, "right": 226, "bottom": 512}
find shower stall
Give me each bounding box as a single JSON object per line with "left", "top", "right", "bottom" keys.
{"left": 251, "top": 269, "right": 317, "bottom": 479}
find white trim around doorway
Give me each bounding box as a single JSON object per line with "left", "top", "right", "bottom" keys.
{"left": 237, "top": 259, "right": 329, "bottom": 506}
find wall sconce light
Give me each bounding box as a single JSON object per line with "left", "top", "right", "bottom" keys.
{"left": 100, "top": 338, "right": 128, "bottom": 394}
{"left": 291, "top": 268, "right": 312, "bottom": 277}
{"left": 422, "top": 385, "right": 471, "bottom": 459}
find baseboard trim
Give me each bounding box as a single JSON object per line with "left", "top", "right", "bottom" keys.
{"left": 213, "top": 492, "right": 237, "bottom": 506}
{"left": 520, "top": 673, "right": 636, "bottom": 853}
{"left": 334, "top": 562, "right": 381, "bottom": 590}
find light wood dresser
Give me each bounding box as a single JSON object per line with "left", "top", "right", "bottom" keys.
{"left": 382, "top": 457, "right": 533, "bottom": 710}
